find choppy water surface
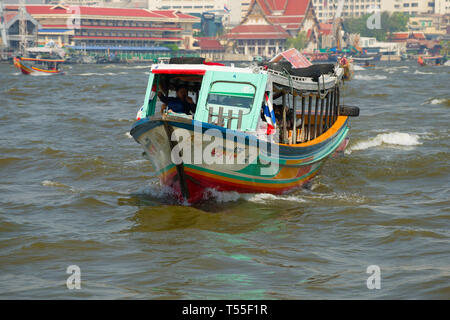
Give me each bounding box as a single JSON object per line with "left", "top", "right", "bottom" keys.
{"left": 0, "top": 62, "right": 449, "bottom": 299}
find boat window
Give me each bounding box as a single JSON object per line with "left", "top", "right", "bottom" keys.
{"left": 206, "top": 81, "right": 255, "bottom": 113}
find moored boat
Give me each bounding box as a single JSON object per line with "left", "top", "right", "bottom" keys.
{"left": 130, "top": 57, "right": 359, "bottom": 204}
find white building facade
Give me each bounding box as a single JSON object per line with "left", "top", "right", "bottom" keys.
{"left": 312, "top": 0, "right": 450, "bottom": 22}
{"left": 147, "top": 0, "right": 250, "bottom": 26}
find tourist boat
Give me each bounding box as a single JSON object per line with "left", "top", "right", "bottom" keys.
{"left": 130, "top": 58, "right": 359, "bottom": 204}
{"left": 13, "top": 46, "right": 65, "bottom": 75}
{"left": 13, "top": 56, "right": 64, "bottom": 75}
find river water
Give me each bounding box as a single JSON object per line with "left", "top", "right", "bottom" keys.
{"left": 0, "top": 62, "right": 449, "bottom": 299}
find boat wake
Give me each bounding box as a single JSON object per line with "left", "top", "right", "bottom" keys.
{"left": 139, "top": 184, "right": 307, "bottom": 205}
{"left": 346, "top": 132, "right": 422, "bottom": 153}
{"left": 30, "top": 72, "right": 54, "bottom": 77}
{"left": 414, "top": 70, "right": 433, "bottom": 75}
{"left": 354, "top": 74, "right": 387, "bottom": 81}
{"left": 423, "top": 98, "right": 449, "bottom": 105}
{"left": 203, "top": 188, "right": 306, "bottom": 204}
{"left": 77, "top": 72, "right": 118, "bottom": 76}
{"left": 41, "top": 180, "right": 77, "bottom": 192}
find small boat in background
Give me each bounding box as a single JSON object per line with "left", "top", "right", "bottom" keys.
{"left": 14, "top": 56, "right": 64, "bottom": 75}
{"left": 13, "top": 44, "right": 65, "bottom": 75}
{"left": 352, "top": 53, "right": 381, "bottom": 65}
{"left": 418, "top": 55, "right": 446, "bottom": 66}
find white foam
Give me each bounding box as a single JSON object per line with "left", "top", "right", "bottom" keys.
{"left": 354, "top": 74, "right": 387, "bottom": 81}
{"left": 142, "top": 182, "right": 176, "bottom": 199}
{"left": 41, "top": 180, "right": 64, "bottom": 187}
{"left": 41, "top": 180, "right": 76, "bottom": 192}
{"left": 444, "top": 61, "right": 450, "bottom": 67}
{"left": 125, "top": 132, "right": 132, "bottom": 138}
{"left": 308, "top": 192, "right": 366, "bottom": 204}
{"left": 203, "top": 188, "right": 306, "bottom": 204}
{"left": 384, "top": 66, "right": 409, "bottom": 71}
{"left": 78, "top": 72, "right": 116, "bottom": 76}
{"left": 30, "top": 72, "right": 53, "bottom": 77}
{"left": 78, "top": 72, "right": 101, "bottom": 76}
{"left": 353, "top": 65, "right": 365, "bottom": 71}
{"left": 129, "top": 65, "right": 150, "bottom": 69}
{"left": 429, "top": 98, "right": 446, "bottom": 105}
{"left": 203, "top": 188, "right": 241, "bottom": 203}
{"left": 124, "top": 159, "right": 147, "bottom": 166}
{"left": 414, "top": 70, "right": 433, "bottom": 75}
{"left": 246, "top": 193, "right": 306, "bottom": 203}
{"left": 347, "top": 132, "right": 422, "bottom": 153}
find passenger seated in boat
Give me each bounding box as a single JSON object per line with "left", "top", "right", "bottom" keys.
{"left": 273, "top": 104, "right": 294, "bottom": 129}
{"left": 158, "top": 87, "right": 196, "bottom": 115}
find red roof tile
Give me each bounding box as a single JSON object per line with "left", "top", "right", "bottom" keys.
{"left": 319, "top": 23, "right": 332, "bottom": 36}
{"left": 225, "top": 1, "right": 313, "bottom": 41}
{"left": 42, "top": 24, "right": 181, "bottom": 31}
{"left": 23, "top": 5, "right": 198, "bottom": 20}
{"left": 226, "top": 24, "right": 290, "bottom": 40}
{"left": 195, "top": 37, "right": 224, "bottom": 51}
{"left": 391, "top": 32, "right": 426, "bottom": 41}
{"left": 412, "top": 32, "right": 426, "bottom": 40}
{"left": 255, "top": 0, "right": 310, "bottom": 19}
{"left": 391, "top": 32, "right": 409, "bottom": 40}
{"left": 73, "top": 36, "right": 182, "bottom": 41}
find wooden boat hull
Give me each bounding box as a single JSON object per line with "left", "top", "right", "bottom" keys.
{"left": 13, "top": 57, "right": 64, "bottom": 76}
{"left": 131, "top": 115, "right": 350, "bottom": 204}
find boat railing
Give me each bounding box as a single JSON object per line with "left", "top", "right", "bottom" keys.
{"left": 273, "top": 86, "right": 342, "bottom": 145}
{"left": 268, "top": 69, "right": 343, "bottom": 145}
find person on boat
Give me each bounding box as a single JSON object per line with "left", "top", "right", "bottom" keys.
{"left": 340, "top": 56, "right": 348, "bottom": 66}
{"left": 417, "top": 56, "right": 425, "bottom": 66}
{"left": 158, "top": 87, "right": 196, "bottom": 115}
{"left": 273, "top": 104, "right": 293, "bottom": 129}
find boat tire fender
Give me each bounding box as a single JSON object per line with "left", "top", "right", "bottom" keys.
{"left": 339, "top": 105, "right": 360, "bottom": 117}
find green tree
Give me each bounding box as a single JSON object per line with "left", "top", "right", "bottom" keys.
{"left": 165, "top": 43, "right": 179, "bottom": 52}
{"left": 386, "top": 12, "right": 410, "bottom": 33}
{"left": 286, "top": 31, "right": 308, "bottom": 51}
{"left": 343, "top": 12, "right": 409, "bottom": 41}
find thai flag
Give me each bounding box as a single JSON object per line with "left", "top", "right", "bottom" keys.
{"left": 149, "top": 84, "right": 157, "bottom": 100}
{"left": 136, "top": 106, "right": 145, "bottom": 120}
{"left": 263, "top": 93, "right": 276, "bottom": 135}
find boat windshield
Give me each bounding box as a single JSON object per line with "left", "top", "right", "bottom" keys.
{"left": 206, "top": 81, "right": 255, "bottom": 111}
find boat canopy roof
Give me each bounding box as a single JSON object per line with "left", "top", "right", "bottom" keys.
{"left": 21, "top": 57, "right": 64, "bottom": 63}
{"left": 150, "top": 62, "right": 343, "bottom": 93}
{"left": 26, "top": 46, "right": 65, "bottom": 58}
{"left": 150, "top": 63, "right": 263, "bottom": 76}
